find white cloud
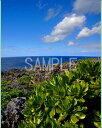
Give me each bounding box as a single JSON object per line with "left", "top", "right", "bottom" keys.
{"left": 77, "top": 22, "right": 101, "bottom": 39}
{"left": 67, "top": 41, "right": 78, "bottom": 46}
{"left": 73, "top": 0, "right": 100, "bottom": 14}
{"left": 43, "top": 14, "right": 86, "bottom": 43}
{"left": 45, "top": 6, "right": 62, "bottom": 21}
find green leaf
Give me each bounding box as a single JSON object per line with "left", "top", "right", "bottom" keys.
{"left": 64, "top": 122, "right": 72, "bottom": 127}
{"left": 58, "top": 113, "right": 67, "bottom": 122}
{"left": 56, "top": 108, "right": 62, "bottom": 114}
{"left": 50, "top": 108, "right": 55, "bottom": 117}
{"left": 94, "top": 122, "right": 101, "bottom": 128}
{"left": 71, "top": 115, "right": 79, "bottom": 124}
{"left": 79, "top": 98, "right": 85, "bottom": 103}
{"left": 84, "top": 85, "right": 89, "bottom": 92}
{"left": 75, "top": 112, "right": 86, "bottom": 119}
{"left": 55, "top": 101, "right": 60, "bottom": 106}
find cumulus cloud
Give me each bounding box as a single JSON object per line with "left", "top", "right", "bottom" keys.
{"left": 45, "top": 6, "right": 62, "bottom": 21}
{"left": 43, "top": 14, "right": 86, "bottom": 43}
{"left": 73, "top": 0, "right": 100, "bottom": 14}
{"left": 77, "top": 22, "right": 101, "bottom": 39}
{"left": 67, "top": 41, "right": 78, "bottom": 46}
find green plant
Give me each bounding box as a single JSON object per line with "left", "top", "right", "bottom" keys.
{"left": 1, "top": 59, "right": 98, "bottom": 128}
{"left": 18, "top": 76, "right": 31, "bottom": 85}
{"left": 18, "top": 59, "right": 101, "bottom": 128}
{"left": 76, "top": 59, "right": 100, "bottom": 78}
{"left": 1, "top": 86, "right": 24, "bottom": 109}
{"left": 1, "top": 80, "right": 12, "bottom": 86}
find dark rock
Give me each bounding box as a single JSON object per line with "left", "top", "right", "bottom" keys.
{"left": 2, "top": 97, "right": 26, "bottom": 128}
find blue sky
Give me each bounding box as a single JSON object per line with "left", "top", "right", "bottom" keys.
{"left": 2, "top": 0, "right": 101, "bottom": 57}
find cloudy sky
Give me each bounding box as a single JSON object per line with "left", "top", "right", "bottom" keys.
{"left": 2, "top": 0, "right": 101, "bottom": 57}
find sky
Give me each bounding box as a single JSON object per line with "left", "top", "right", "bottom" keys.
{"left": 2, "top": 0, "right": 101, "bottom": 57}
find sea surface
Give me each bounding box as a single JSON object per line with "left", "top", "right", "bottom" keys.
{"left": 1, "top": 56, "right": 99, "bottom": 72}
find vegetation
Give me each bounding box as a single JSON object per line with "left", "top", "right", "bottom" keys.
{"left": 1, "top": 80, "right": 12, "bottom": 86}
{"left": 1, "top": 86, "right": 24, "bottom": 109}
{"left": 18, "top": 59, "right": 101, "bottom": 128}
{"left": 1, "top": 59, "right": 101, "bottom": 128}
{"left": 18, "top": 76, "right": 31, "bottom": 85}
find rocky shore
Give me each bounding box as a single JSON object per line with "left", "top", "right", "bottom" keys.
{"left": 2, "top": 58, "right": 100, "bottom": 90}
{"left": 2, "top": 62, "right": 72, "bottom": 128}
{"left": 1, "top": 63, "right": 71, "bottom": 90}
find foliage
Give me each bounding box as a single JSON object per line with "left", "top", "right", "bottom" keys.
{"left": 76, "top": 59, "right": 100, "bottom": 78}
{"left": 1, "top": 80, "right": 12, "bottom": 86}
{"left": 18, "top": 76, "right": 31, "bottom": 85}
{"left": 1, "top": 86, "right": 25, "bottom": 109}
{"left": 18, "top": 59, "right": 101, "bottom": 128}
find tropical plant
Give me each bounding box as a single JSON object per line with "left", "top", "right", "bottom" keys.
{"left": 18, "top": 59, "right": 101, "bottom": 128}
{"left": 1, "top": 59, "right": 100, "bottom": 128}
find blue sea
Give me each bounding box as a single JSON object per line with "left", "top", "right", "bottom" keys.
{"left": 1, "top": 56, "right": 99, "bottom": 72}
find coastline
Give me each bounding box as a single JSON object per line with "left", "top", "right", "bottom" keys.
{"left": 1, "top": 58, "right": 101, "bottom": 128}
{"left": 1, "top": 56, "right": 100, "bottom": 72}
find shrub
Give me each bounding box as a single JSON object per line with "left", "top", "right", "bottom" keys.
{"left": 1, "top": 86, "right": 24, "bottom": 109}
{"left": 18, "top": 59, "right": 101, "bottom": 128}
{"left": 76, "top": 59, "right": 100, "bottom": 78}
{"left": 1, "top": 80, "right": 12, "bottom": 86}
{"left": 18, "top": 76, "right": 31, "bottom": 85}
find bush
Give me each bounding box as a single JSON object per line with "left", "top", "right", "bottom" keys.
{"left": 18, "top": 59, "right": 101, "bottom": 128}
{"left": 76, "top": 59, "right": 100, "bottom": 78}
{"left": 1, "top": 86, "right": 24, "bottom": 109}
{"left": 1, "top": 80, "right": 12, "bottom": 86}
{"left": 18, "top": 76, "right": 31, "bottom": 85}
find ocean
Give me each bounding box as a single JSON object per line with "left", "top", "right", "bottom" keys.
{"left": 1, "top": 56, "right": 99, "bottom": 72}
